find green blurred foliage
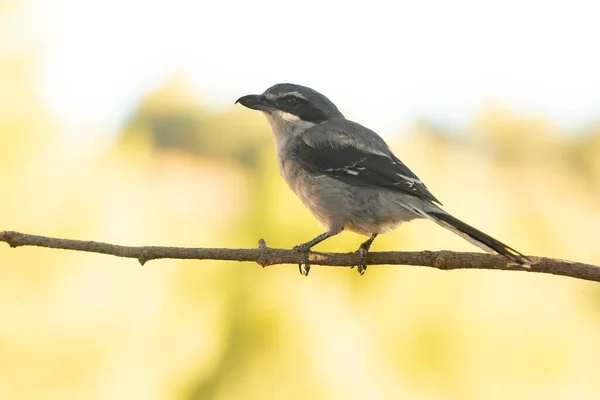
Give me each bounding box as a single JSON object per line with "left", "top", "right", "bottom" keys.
{"left": 119, "top": 76, "right": 270, "bottom": 170}
{"left": 2, "top": 3, "right": 600, "bottom": 400}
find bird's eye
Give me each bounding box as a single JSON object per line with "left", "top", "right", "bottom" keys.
{"left": 284, "top": 96, "right": 299, "bottom": 107}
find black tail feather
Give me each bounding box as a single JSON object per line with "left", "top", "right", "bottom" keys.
{"left": 428, "top": 212, "right": 531, "bottom": 267}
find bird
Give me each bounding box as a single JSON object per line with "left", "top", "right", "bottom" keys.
{"left": 236, "top": 83, "right": 530, "bottom": 275}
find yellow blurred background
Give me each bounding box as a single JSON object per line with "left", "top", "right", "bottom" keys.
{"left": 2, "top": 1, "right": 600, "bottom": 399}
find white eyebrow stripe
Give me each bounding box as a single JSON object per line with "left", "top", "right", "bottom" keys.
{"left": 282, "top": 91, "right": 307, "bottom": 99}
{"left": 266, "top": 91, "right": 308, "bottom": 101}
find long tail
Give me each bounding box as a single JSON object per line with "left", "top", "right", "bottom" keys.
{"left": 427, "top": 211, "right": 531, "bottom": 267}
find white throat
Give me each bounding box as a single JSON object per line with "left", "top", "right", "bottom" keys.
{"left": 263, "top": 110, "right": 316, "bottom": 146}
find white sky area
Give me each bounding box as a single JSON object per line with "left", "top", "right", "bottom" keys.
{"left": 34, "top": 0, "right": 600, "bottom": 138}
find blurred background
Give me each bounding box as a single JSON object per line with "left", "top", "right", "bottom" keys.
{"left": 2, "top": 0, "right": 600, "bottom": 398}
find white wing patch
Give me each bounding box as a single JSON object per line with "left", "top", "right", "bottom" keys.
{"left": 322, "top": 167, "right": 360, "bottom": 175}
{"left": 321, "top": 155, "right": 370, "bottom": 176}
{"left": 396, "top": 173, "right": 422, "bottom": 188}
{"left": 321, "top": 157, "right": 424, "bottom": 189}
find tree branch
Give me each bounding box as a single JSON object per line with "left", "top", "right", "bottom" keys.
{"left": 1, "top": 230, "right": 598, "bottom": 282}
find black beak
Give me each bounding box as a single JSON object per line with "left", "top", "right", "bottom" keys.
{"left": 235, "top": 94, "right": 273, "bottom": 111}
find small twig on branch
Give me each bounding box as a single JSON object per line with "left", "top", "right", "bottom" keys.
{"left": 1, "top": 230, "right": 598, "bottom": 282}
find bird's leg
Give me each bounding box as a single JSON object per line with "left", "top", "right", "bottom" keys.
{"left": 293, "top": 231, "right": 337, "bottom": 276}
{"left": 354, "top": 233, "right": 378, "bottom": 275}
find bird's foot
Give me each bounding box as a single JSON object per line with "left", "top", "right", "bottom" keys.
{"left": 355, "top": 244, "right": 369, "bottom": 275}
{"left": 293, "top": 243, "right": 312, "bottom": 276}
{"left": 352, "top": 234, "right": 377, "bottom": 275}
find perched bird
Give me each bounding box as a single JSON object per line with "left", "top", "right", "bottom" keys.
{"left": 236, "top": 83, "right": 530, "bottom": 275}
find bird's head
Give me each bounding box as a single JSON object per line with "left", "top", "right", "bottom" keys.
{"left": 236, "top": 83, "right": 344, "bottom": 138}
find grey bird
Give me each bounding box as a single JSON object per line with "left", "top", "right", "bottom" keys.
{"left": 236, "top": 83, "right": 530, "bottom": 275}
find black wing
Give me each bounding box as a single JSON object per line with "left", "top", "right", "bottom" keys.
{"left": 293, "top": 139, "right": 441, "bottom": 204}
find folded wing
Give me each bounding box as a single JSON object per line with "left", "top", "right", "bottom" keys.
{"left": 293, "top": 128, "right": 441, "bottom": 204}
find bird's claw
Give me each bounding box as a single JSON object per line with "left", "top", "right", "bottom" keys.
{"left": 298, "top": 252, "right": 310, "bottom": 276}
{"left": 355, "top": 245, "right": 369, "bottom": 275}
{"left": 293, "top": 244, "right": 311, "bottom": 276}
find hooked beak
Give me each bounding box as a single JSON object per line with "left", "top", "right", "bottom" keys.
{"left": 235, "top": 94, "right": 274, "bottom": 112}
